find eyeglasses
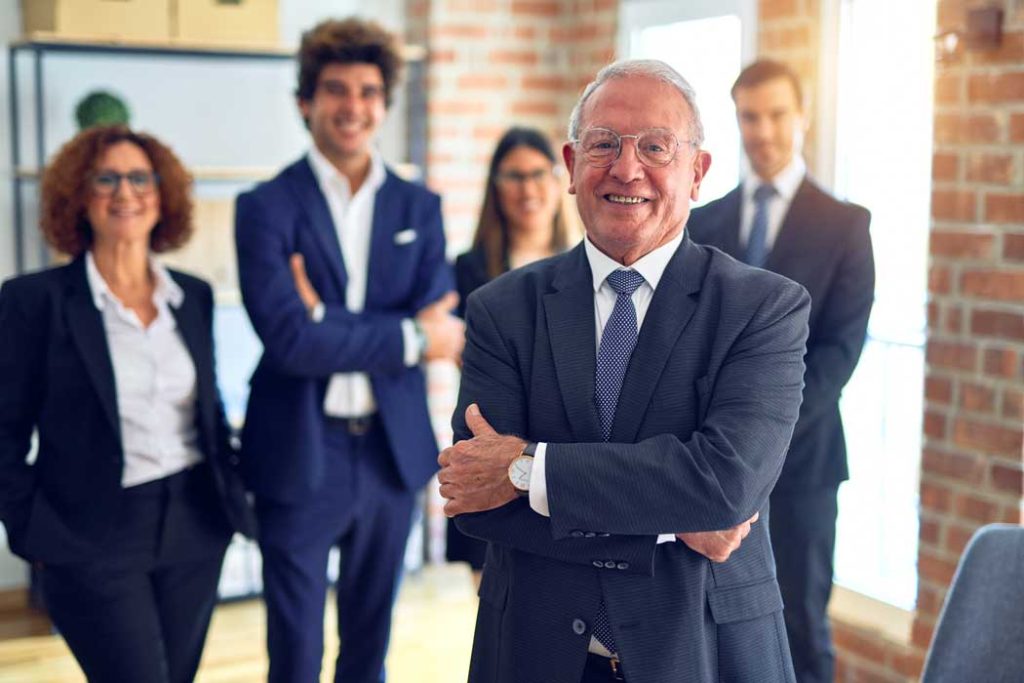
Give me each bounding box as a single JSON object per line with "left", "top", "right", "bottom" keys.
{"left": 91, "top": 170, "right": 160, "bottom": 197}
{"left": 573, "top": 127, "right": 694, "bottom": 168}
{"left": 495, "top": 168, "right": 560, "bottom": 188}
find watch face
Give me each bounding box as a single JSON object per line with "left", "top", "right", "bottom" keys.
{"left": 509, "top": 456, "right": 533, "bottom": 490}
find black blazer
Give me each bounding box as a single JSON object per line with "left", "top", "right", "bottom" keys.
{"left": 688, "top": 177, "right": 874, "bottom": 490}
{"left": 454, "top": 246, "right": 505, "bottom": 319}
{"left": 0, "top": 256, "right": 255, "bottom": 564}
{"left": 453, "top": 238, "right": 809, "bottom": 683}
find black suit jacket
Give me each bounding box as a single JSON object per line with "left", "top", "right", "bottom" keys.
{"left": 688, "top": 177, "right": 874, "bottom": 490}
{"left": 0, "top": 256, "right": 254, "bottom": 564}
{"left": 453, "top": 237, "right": 809, "bottom": 683}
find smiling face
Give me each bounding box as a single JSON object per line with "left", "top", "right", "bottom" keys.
{"left": 734, "top": 76, "right": 806, "bottom": 181}
{"left": 86, "top": 141, "right": 161, "bottom": 250}
{"left": 299, "top": 62, "right": 387, "bottom": 169}
{"left": 564, "top": 75, "right": 711, "bottom": 265}
{"left": 495, "top": 145, "right": 561, "bottom": 237}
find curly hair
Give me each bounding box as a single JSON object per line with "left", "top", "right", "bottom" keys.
{"left": 39, "top": 125, "right": 193, "bottom": 257}
{"left": 295, "top": 17, "right": 403, "bottom": 108}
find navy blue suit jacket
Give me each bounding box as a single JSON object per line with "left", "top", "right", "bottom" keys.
{"left": 688, "top": 179, "right": 874, "bottom": 490}
{"left": 234, "top": 157, "right": 451, "bottom": 504}
{"left": 0, "top": 257, "right": 252, "bottom": 564}
{"left": 453, "top": 237, "right": 809, "bottom": 683}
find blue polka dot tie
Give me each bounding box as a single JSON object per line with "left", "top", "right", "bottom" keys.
{"left": 745, "top": 183, "right": 776, "bottom": 268}
{"left": 592, "top": 268, "right": 645, "bottom": 654}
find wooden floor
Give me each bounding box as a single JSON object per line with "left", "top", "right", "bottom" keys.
{"left": 0, "top": 563, "right": 479, "bottom": 683}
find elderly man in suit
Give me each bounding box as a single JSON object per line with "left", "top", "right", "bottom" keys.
{"left": 234, "top": 17, "right": 464, "bottom": 683}
{"left": 687, "top": 59, "right": 875, "bottom": 683}
{"left": 438, "top": 59, "right": 809, "bottom": 683}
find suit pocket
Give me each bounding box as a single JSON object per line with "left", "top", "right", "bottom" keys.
{"left": 707, "top": 577, "right": 783, "bottom": 624}
{"left": 709, "top": 579, "right": 793, "bottom": 682}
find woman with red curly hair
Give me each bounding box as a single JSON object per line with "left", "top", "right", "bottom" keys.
{"left": 0, "top": 125, "right": 254, "bottom": 683}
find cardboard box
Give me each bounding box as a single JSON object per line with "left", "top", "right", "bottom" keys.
{"left": 173, "top": 0, "right": 278, "bottom": 47}
{"left": 22, "top": 0, "right": 171, "bottom": 42}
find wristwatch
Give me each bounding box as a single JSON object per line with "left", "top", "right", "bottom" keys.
{"left": 508, "top": 442, "right": 537, "bottom": 497}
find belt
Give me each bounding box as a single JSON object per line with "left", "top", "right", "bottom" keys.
{"left": 328, "top": 414, "right": 378, "bottom": 436}
{"left": 585, "top": 653, "right": 625, "bottom": 682}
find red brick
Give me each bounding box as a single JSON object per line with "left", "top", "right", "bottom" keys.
{"left": 1006, "top": 234, "right": 1024, "bottom": 261}
{"left": 970, "top": 309, "right": 1024, "bottom": 341}
{"left": 961, "top": 270, "right": 1024, "bottom": 301}
{"left": 489, "top": 49, "right": 539, "bottom": 66}
{"left": 932, "top": 152, "right": 959, "bottom": 181}
{"left": 522, "top": 75, "right": 567, "bottom": 91}
{"left": 970, "top": 30, "right": 1024, "bottom": 66}
{"left": 471, "top": 124, "right": 507, "bottom": 141}
{"left": 967, "top": 71, "right": 1024, "bottom": 103}
{"left": 429, "top": 49, "right": 456, "bottom": 64}
{"left": 924, "top": 410, "right": 948, "bottom": 439}
{"left": 955, "top": 493, "right": 1002, "bottom": 523}
{"left": 926, "top": 339, "right": 978, "bottom": 371}
{"left": 912, "top": 619, "right": 936, "bottom": 650}
{"left": 923, "top": 448, "right": 984, "bottom": 483}
{"left": 760, "top": 0, "right": 798, "bottom": 20}
{"left": 456, "top": 73, "right": 509, "bottom": 90}
{"left": 944, "top": 305, "right": 964, "bottom": 334}
{"left": 1003, "top": 507, "right": 1022, "bottom": 524}
{"left": 1012, "top": 113, "right": 1024, "bottom": 142}
{"left": 514, "top": 26, "right": 537, "bottom": 40}
{"left": 427, "top": 100, "right": 489, "bottom": 116}
{"left": 983, "top": 347, "right": 1020, "bottom": 378}
{"left": 928, "top": 265, "right": 952, "bottom": 294}
{"left": 945, "top": 522, "right": 981, "bottom": 555}
{"left": 1003, "top": 388, "right": 1023, "bottom": 420}
{"left": 925, "top": 375, "right": 953, "bottom": 403}
{"left": 919, "top": 517, "right": 941, "bottom": 544}
{"left": 985, "top": 193, "right": 1024, "bottom": 223}
{"left": 916, "top": 584, "right": 944, "bottom": 617}
{"left": 511, "top": 0, "right": 559, "bottom": 16}
{"left": 918, "top": 549, "right": 959, "bottom": 584}
{"left": 934, "top": 113, "right": 999, "bottom": 144}
{"left": 966, "top": 154, "right": 1016, "bottom": 184}
{"left": 929, "top": 231, "right": 993, "bottom": 258}
{"left": 934, "top": 72, "right": 961, "bottom": 104}
{"left": 928, "top": 301, "right": 940, "bottom": 329}
{"left": 959, "top": 382, "right": 997, "bottom": 413}
{"left": 511, "top": 101, "right": 559, "bottom": 116}
{"left": 991, "top": 462, "right": 1024, "bottom": 495}
{"left": 832, "top": 625, "right": 888, "bottom": 663}
{"left": 920, "top": 480, "right": 954, "bottom": 512}
{"left": 933, "top": 189, "right": 976, "bottom": 221}
{"left": 953, "top": 417, "right": 1021, "bottom": 456}
{"left": 429, "top": 24, "right": 489, "bottom": 40}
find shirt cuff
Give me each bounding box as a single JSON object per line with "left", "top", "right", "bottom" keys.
{"left": 656, "top": 533, "right": 677, "bottom": 544}
{"left": 400, "top": 318, "right": 420, "bottom": 367}
{"left": 528, "top": 442, "right": 550, "bottom": 517}
{"left": 309, "top": 301, "right": 325, "bottom": 323}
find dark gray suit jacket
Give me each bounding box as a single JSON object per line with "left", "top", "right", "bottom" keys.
{"left": 688, "top": 178, "right": 873, "bottom": 490}
{"left": 453, "top": 236, "right": 809, "bottom": 683}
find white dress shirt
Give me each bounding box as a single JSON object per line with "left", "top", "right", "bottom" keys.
{"left": 307, "top": 146, "right": 419, "bottom": 418}
{"left": 528, "top": 233, "right": 685, "bottom": 539}
{"left": 85, "top": 252, "right": 202, "bottom": 488}
{"left": 739, "top": 155, "right": 806, "bottom": 252}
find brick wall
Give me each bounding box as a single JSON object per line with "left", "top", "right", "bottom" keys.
{"left": 758, "top": 0, "right": 1024, "bottom": 680}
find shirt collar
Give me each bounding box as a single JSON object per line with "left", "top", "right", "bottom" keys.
{"left": 85, "top": 250, "right": 184, "bottom": 310}
{"left": 743, "top": 154, "right": 806, "bottom": 203}
{"left": 307, "top": 145, "right": 387, "bottom": 200}
{"left": 584, "top": 230, "right": 685, "bottom": 293}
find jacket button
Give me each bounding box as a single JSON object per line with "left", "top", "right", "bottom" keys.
{"left": 592, "top": 560, "right": 604, "bottom": 568}
{"left": 603, "top": 560, "right": 617, "bottom": 569}
{"left": 584, "top": 531, "right": 596, "bottom": 538}
{"left": 571, "top": 530, "right": 585, "bottom": 538}
{"left": 617, "top": 562, "right": 630, "bottom": 570}
{"left": 572, "top": 618, "right": 587, "bottom": 635}
{"left": 598, "top": 532, "right": 611, "bottom": 538}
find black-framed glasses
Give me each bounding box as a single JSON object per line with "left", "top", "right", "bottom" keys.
{"left": 91, "top": 170, "right": 160, "bottom": 197}
{"left": 495, "top": 167, "right": 560, "bottom": 187}
{"left": 573, "top": 127, "right": 694, "bottom": 168}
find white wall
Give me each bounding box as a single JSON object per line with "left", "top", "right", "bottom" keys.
{"left": 0, "top": 0, "right": 409, "bottom": 590}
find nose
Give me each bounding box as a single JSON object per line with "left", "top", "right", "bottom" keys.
{"left": 608, "top": 139, "right": 645, "bottom": 183}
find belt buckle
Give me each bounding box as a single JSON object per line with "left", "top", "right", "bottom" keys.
{"left": 609, "top": 656, "right": 624, "bottom": 682}
{"left": 347, "top": 416, "right": 371, "bottom": 436}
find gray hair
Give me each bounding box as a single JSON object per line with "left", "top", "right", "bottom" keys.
{"left": 567, "top": 59, "right": 705, "bottom": 147}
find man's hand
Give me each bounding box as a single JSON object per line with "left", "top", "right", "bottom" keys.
{"left": 438, "top": 404, "right": 526, "bottom": 517}
{"left": 416, "top": 292, "right": 465, "bottom": 362}
{"left": 676, "top": 512, "right": 760, "bottom": 563}
{"left": 290, "top": 254, "right": 321, "bottom": 312}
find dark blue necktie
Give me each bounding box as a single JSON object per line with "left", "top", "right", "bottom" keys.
{"left": 592, "top": 268, "right": 645, "bottom": 654}
{"left": 745, "top": 183, "right": 776, "bottom": 268}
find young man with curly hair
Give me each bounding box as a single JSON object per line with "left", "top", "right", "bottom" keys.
{"left": 234, "top": 18, "right": 463, "bottom": 683}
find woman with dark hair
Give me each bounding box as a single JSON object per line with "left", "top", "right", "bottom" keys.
{"left": 0, "top": 125, "right": 253, "bottom": 683}
{"left": 446, "top": 126, "right": 574, "bottom": 576}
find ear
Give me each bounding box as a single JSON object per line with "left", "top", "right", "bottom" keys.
{"left": 690, "top": 150, "right": 713, "bottom": 202}
{"left": 562, "top": 142, "right": 577, "bottom": 195}
{"left": 297, "top": 97, "right": 311, "bottom": 126}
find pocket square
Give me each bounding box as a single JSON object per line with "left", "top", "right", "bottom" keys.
{"left": 394, "top": 229, "right": 417, "bottom": 245}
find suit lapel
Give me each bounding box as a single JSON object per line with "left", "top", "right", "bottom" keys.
{"left": 287, "top": 158, "right": 348, "bottom": 293}
{"left": 765, "top": 178, "right": 815, "bottom": 273}
{"left": 167, "top": 278, "right": 214, "bottom": 450}
{"left": 544, "top": 245, "right": 602, "bottom": 442}
{"left": 63, "top": 258, "right": 121, "bottom": 440}
{"left": 701, "top": 185, "right": 743, "bottom": 258}
{"left": 366, "top": 171, "right": 400, "bottom": 306}
{"left": 611, "top": 237, "right": 705, "bottom": 443}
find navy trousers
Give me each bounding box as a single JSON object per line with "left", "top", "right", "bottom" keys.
{"left": 40, "top": 465, "right": 230, "bottom": 683}
{"left": 257, "top": 418, "right": 415, "bottom": 683}
{"left": 769, "top": 487, "right": 839, "bottom": 683}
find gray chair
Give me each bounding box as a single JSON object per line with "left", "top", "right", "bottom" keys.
{"left": 922, "top": 523, "right": 1024, "bottom": 683}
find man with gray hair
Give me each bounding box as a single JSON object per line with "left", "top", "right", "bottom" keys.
{"left": 438, "top": 59, "right": 807, "bottom": 682}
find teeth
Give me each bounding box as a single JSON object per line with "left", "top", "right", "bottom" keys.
{"left": 607, "top": 194, "right": 646, "bottom": 204}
